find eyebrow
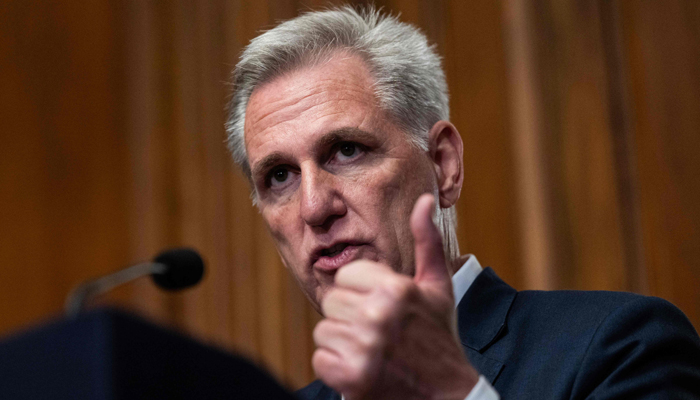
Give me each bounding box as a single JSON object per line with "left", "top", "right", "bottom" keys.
{"left": 251, "top": 153, "right": 287, "bottom": 180}
{"left": 315, "top": 127, "right": 377, "bottom": 150}
{"left": 250, "top": 127, "right": 377, "bottom": 179}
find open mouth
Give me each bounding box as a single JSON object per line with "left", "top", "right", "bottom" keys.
{"left": 312, "top": 242, "right": 364, "bottom": 271}
{"left": 320, "top": 243, "right": 350, "bottom": 258}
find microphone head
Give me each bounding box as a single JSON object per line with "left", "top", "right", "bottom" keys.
{"left": 151, "top": 248, "right": 205, "bottom": 290}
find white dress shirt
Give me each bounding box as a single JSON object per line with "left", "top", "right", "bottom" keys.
{"left": 341, "top": 255, "right": 499, "bottom": 400}
{"left": 453, "top": 255, "right": 500, "bottom": 400}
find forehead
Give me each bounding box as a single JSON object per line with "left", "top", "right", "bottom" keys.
{"left": 243, "top": 53, "right": 382, "bottom": 159}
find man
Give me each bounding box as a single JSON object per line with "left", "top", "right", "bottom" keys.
{"left": 226, "top": 6, "right": 700, "bottom": 400}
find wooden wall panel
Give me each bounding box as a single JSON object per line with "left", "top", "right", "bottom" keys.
{"left": 620, "top": 0, "right": 700, "bottom": 329}
{"left": 500, "top": 0, "right": 699, "bottom": 330}
{"left": 0, "top": 0, "right": 131, "bottom": 330}
{"left": 535, "top": 0, "right": 629, "bottom": 292}
{"left": 506, "top": 0, "right": 631, "bottom": 291}
{"left": 447, "top": 0, "right": 524, "bottom": 288}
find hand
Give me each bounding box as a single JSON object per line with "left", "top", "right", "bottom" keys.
{"left": 312, "top": 194, "right": 479, "bottom": 399}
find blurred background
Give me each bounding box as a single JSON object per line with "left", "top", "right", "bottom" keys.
{"left": 1, "top": 0, "right": 698, "bottom": 390}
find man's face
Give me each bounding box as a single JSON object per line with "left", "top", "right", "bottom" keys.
{"left": 244, "top": 53, "right": 437, "bottom": 312}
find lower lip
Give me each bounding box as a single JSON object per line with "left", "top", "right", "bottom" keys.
{"left": 314, "top": 245, "right": 362, "bottom": 272}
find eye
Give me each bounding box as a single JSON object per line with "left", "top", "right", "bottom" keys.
{"left": 268, "top": 166, "right": 291, "bottom": 187}
{"left": 340, "top": 142, "right": 356, "bottom": 157}
{"left": 335, "top": 142, "right": 361, "bottom": 161}
{"left": 273, "top": 168, "right": 288, "bottom": 182}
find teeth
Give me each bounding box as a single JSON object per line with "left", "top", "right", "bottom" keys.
{"left": 322, "top": 243, "right": 349, "bottom": 257}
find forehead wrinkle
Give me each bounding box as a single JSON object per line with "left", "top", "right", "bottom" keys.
{"left": 246, "top": 90, "right": 318, "bottom": 135}
{"left": 247, "top": 77, "right": 375, "bottom": 136}
{"left": 246, "top": 52, "right": 385, "bottom": 184}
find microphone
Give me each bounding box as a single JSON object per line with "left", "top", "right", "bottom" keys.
{"left": 151, "top": 248, "right": 205, "bottom": 290}
{"left": 65, "top": 248, "right": 205, "bottom": 317}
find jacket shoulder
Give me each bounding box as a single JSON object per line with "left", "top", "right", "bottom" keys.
{"left": 506, "top": 289, "right": 699, "bottom": 356}
{"left": 509, "top": 289, "right": 678, "bottom": 333}
{"left": 515, "top": 287, "right": 647, "bottom": 313}
{"left": 497, "top": 288, "right": 700, "bottom": 398}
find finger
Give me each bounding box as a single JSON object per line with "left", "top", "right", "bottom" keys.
{"left": 312, "top": 320, "right": 378, "bottom": 397}
{"left": 313, "top": 319, "right": 378, "bottom": 360}
{"left": 322, "top": 288, "right": 367, "bottom": 322}
{"left": 312, "top": 348, "right": 365, "bottom": 398}
{"left": 313, "top": 347, "right": 351, "bottom": 391}
{"left": 335, "top": 260, "right": 394, "bottom": 292}
{"left": 312, "top": 347, "right": 342, "bottom": 378}
{"left": 313, "top": 319, "right": 353, "bottom": 351}
{"left": 410, "top": 194, "right": 451, "bottom": 290}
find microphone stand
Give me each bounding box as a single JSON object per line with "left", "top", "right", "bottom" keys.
{"left": 64, "top": 262, "right": 167, "bottom": 318}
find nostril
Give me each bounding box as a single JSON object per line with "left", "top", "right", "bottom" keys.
{"left": 299, "top": 168, "right": 347, "bottom": 228}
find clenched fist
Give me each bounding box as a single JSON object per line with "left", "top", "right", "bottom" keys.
{"left": 312, "top": 194, "right": 479, "bottom": 400}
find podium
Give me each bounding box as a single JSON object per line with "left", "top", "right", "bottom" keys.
{"left": 0, "top": 308, "right": 297, "bottom": 399}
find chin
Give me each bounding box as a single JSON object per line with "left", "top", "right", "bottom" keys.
{"left": 307, "top": 286, "right": 328, "bottom": 313}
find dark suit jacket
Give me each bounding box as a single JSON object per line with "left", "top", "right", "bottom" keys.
{"left": 297, "top": 267, "right": 700, "bottom": 399}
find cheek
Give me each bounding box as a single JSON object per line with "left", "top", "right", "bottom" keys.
{"left": 347, "top": 159, "right": 433, "bottom": 246}
{"left": 262, "top": 205, "right": 300, "bottom": 257}
{"left": 343, "top": 167, "right": 403, "bottom": 219}
{"left": 373, "top": 159, "right": 434, "bottom": 211}
{"left": 263, "top": 207, "right": 316, "bottom": 286}
{"left": 345, "top": 155, "right": 434, "bottom": 218}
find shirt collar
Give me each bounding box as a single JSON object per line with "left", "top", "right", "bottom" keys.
{"left": 451, "top": 254, "right": 482, "bottom": 307}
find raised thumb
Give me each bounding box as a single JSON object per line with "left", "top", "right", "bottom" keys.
{"left": 411, "top": 193, "right": 451, "bottom": 290}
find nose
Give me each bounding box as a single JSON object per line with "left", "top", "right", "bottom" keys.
{"left": 299, "top": 163, "right": 347, "bottom": 229}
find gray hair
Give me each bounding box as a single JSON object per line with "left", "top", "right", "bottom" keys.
{"left": 226, "top": 5, "right": 460, "bottom": 263}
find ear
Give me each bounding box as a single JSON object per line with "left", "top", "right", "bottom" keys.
{"left": 428, "top": 121, "right": 464, "bottom": 208}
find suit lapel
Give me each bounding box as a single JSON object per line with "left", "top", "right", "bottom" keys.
{"left": 464, "top": 347, "right": 505, "bottom": 383}
{"left": 456, "top": 267, "right": 517, "bottom": 384}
